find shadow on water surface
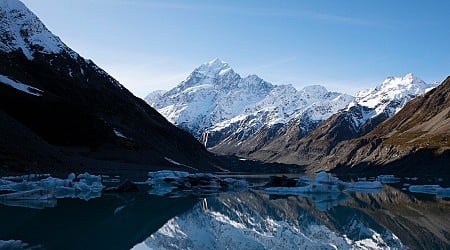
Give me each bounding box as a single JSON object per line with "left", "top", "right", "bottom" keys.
{"left": 0, "top": 193, "right": 198, "bottom": 250}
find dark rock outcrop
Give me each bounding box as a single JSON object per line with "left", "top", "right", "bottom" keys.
{"left": 0, "top": 1, "right": 222, "bottom": 175}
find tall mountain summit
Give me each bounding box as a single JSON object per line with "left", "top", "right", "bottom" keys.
{"left": 147, "top": 60, "right": 437, "bottom": 162}
{"left": 0, "top": 0, "right": 220, "bottom": 174}
{"left": 146, "top": 59, "right": 354, "bottom": 155}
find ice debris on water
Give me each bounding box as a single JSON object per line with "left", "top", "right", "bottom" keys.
{"left": 376, "top": 175, "right": 400, "bottom": 183}
{"left": 409, "top": 185, "right": 450, "bottom": 198}
{"left": 265, "top": 171, "right": 383, "bottom": 195}
{"left": 0, "top": 173, "right": 105, "bottom": 208}
{"left": 264, "top": 172, "right": 384, "bottom": 211}
{"left": 146, "top": 170, "right": 248, "bottom": 196}
{"left": 0, "top": 240, "right": 40, "bottom": 249}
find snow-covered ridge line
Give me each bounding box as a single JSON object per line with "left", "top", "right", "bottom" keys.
{"left": 0, "top": 0, "right": 78, "bottom": 60}
{"left": 0, "top": 74, "right": 43, "bottom": 96}
{"left": 146, "top": 58, "right": 437, "bottom": 153}
{"left": 345, "top": 73, "right": 438, "bottom": 130}
{"left": 146, "top": 58, "right": 354, "bottom": 144}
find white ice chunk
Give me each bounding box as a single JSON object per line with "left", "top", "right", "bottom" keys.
{"left": 345, "top": 181, "right": 383, "bottom": 193}
{"left": 0, "top": 189, "right": 54, "bottom": 200}
{"left": 409, "top": 185, "right": 450, "bottom": 198}
{"left": 376, "top": 175, "right": 400, "bottom": 183}
{"left": 0, "top": 172, "right": 104, "bottom": 204}
{"left": 146, "top": 170, "right": 248, "bottom": 196}
{"left": 147, "top": 170, "right": 190, "bottom": 183}
{"left": 264, "top": 172, "right": 384, "bottom": 210}
{"left": 0, "top": 240, "right": 36, "bottom": 249}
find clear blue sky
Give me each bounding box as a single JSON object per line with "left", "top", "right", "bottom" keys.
{"left": 22, "top": 0, "right": 450, "bottom": 97}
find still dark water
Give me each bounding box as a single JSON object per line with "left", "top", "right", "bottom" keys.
{"left": 0, "top": 175, "right": 449, "bottom": 250}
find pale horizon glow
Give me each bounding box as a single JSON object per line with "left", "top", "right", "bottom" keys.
{"left": 20, "top": 0, "right": 450, "bottom": 98}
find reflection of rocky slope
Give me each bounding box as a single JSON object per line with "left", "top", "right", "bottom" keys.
{"left": 138, "top": 191, "right": 405, "bottom": 249}
{"left": 0, "top": 0, "right": 219, "bottom": 174}
{"left": 0, "top": 193, "right": 197, "bottom": 250}
{"left": 344, "top": 186, "right": 450, "bottom": 249}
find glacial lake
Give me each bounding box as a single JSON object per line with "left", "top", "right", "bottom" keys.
{"left": 0, "top": 173, "right": 449, "bottom": 250}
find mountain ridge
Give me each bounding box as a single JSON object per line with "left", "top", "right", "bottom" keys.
{"left": 0, "top": 0, "right": 222, "bottom": 175}
{"left": 253, "top": 76, "right": 449, "bottom": 175}
{"left": 147, "top": 59, "right": 437, "bottom": 167}
{"left": 146, "top": 59, "right": 354, "bottom": 154}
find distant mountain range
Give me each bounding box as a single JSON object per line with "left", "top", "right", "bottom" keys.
{"left": 247, "top": 76, "right": 449, "bottom": 175}
{"left": 0, "top": 0, "right": 221, "bottom": 174}
{"left": 146, "top": 59, "right": 354, "bottom": 154}
{"left": 247, "top": 74, "right": 441, "bottom": 166}
{"left": 1, "top": 0, "right": 448, "bottom": 175}
{"left": 146, "top": 59, "right": 447, "bottom": 174}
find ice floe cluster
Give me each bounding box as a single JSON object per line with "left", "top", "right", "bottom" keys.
{"left": 265, "top": 171, "right": 383, "bottom": 195}
{"left": 144, "top": 170, "right": 248, "bottom": 196}
{"left": 264, "top": 172, "right": 384, "bottom": 211}
{"left": 409, "top": 185, "right": 450, "bottom": 198}
{"left": 0, "top": 173, "right": 104, "bottom": 208}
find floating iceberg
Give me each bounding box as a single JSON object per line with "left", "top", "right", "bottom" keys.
{"left": 409, "top": 185, "right": 450, "bottom": 198}
{"left": 376, "top": 175, "right": 400, "bottom": 183}
{"left": 0, "top": 173, "right": 104, "bottom": 208}
{"left": 265, "top": 185, "right": 350, "bottom": 211}
{"left": 0, "top": 189, "right": 54, "bottom": 200}
{"left": 264, "top": 172, "right": 383, "bottom": 210}
{"left": 0, "top": 240, "right": 40, "bottom": 250}
{"left": 0, "top": 198, "right": 57, "bottom": 209}
{"left": 345, "top": 181, "right": 384, "bottom": 193}
{"left": 265, "top": 172, "right": 382, "bottom": 195}
{"left": 146, "top": 171, "right": 248, "bottom": 196}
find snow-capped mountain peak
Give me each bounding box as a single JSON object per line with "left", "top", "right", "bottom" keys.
{"left": 0, "top": 0, "right": 75, "bottom": 60}
{"left": 377, "top": 73, "right": 427, "bottom": 92}
{"left": 146, "top": 59, "right": 353, "bottom": 147}
{"left": 345, "top": 73, "right": 437, "bottom": 132}
{"left": 353, "top": 73, "right": 436, "bottom": 110}
{"left": 192, "top": 58, "right": 235, "bottom": 78}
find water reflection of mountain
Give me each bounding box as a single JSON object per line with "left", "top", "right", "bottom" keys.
{"left": 139, "top": 188, "right": 450, "bottom": 249}
{"left": 343, "top": 186, "right": 450, "bottom": 249}
{"left": 0, "top": 194, "right": 198, "bottom": 250}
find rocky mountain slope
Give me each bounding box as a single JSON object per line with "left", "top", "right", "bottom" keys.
{"left": 245, "top": 74, "right": 438, "bottom": 166}
{"left": 328, "top": 76, "right": 450, "bottom": 174}
{"left": 253, "top": 76, "right": 448, "bottom": 175}
{"left": 146, "top": 59, "right": 354, "bottom": 155}
{"left": 0, "top": 0, "right": 221, "bottom": 174}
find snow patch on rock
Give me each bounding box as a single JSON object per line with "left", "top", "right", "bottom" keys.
{"left": 0, "top": 74, "right": 43, "bottom": 96}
